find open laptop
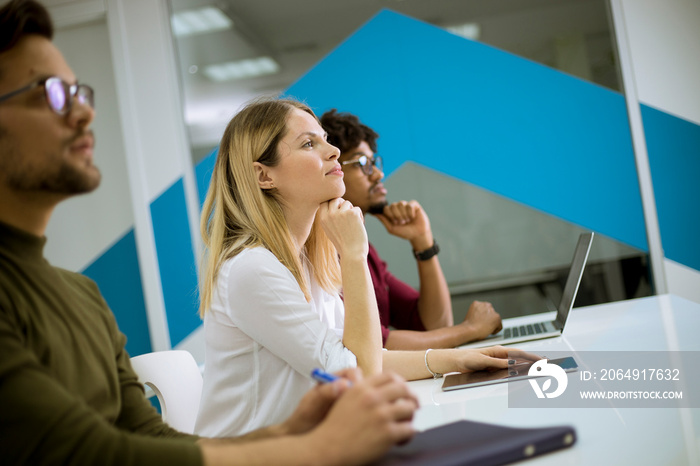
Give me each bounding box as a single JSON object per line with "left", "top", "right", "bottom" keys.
{"left": 460, "top": 232, "right": 594, "bottom": 348}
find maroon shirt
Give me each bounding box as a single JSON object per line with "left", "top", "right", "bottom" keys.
{"left": 367, "top": 243, "right": 426, "bottom": 345}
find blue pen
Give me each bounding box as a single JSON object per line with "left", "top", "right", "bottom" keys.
{"left": 311, "top": 368, "right": 340, "bottom": 384}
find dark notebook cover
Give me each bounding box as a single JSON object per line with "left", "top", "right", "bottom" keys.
{"left": 373, "top": 419, "right": 576, "bottom": 466}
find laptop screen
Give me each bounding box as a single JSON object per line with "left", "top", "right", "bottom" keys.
{"left": 555, "top": 232, "right": 594, "bottom": 329}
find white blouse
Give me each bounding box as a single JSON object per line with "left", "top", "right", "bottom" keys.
{"left": 194, "top": 247, "right": 357, "bottom": 437}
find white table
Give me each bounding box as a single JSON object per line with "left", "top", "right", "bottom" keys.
{"left": 407, "top": 294, "right": 700, "bottom": 465}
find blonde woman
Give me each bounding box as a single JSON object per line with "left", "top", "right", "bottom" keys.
{"left": 195, "top": 99, "right": 516, "bottom": 437}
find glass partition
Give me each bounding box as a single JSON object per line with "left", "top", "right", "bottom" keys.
{"left": 170, "top": 0, "right": 620, "bottom": 165}
{"left": 168, "top": 0, "right": 651, "bottom": 318}
{"left": 369, "top": 163, "right": 650, "bottom": 321}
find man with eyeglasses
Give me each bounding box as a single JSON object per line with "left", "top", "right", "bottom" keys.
{"left": 321, "top": 109, "right": 503, "bottom": 351}
{"left": 0, "top": 1, "right": 418, "bottom": 465}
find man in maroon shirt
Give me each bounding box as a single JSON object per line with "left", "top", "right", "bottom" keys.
{"left": 321, "top": 110, "right": 503, "bottom": 350}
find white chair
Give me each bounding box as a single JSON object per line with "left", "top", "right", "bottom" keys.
{"left": 130, "top": 350, "right": 203, "bottom": 434}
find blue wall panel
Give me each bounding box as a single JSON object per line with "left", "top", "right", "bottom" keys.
{"left": 642, "top": 104, "right": 700, "bottom": 271}
{"left": 82, "top": 229, "right": 151, "bottom": 356}
{"left": 286, "top": 9, "right": 648, "bottom": 251}
{"left": 150, "top": 179, "right": 201, "bottom": 346}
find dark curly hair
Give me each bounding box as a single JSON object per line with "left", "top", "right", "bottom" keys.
{"left": 0, "top": 0, "right": 53, "bottom": 55}
{"left": 320, "top": 109, "right": 379, "bottom": 158}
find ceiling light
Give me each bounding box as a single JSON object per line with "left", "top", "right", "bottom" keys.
{"left": 446, "top": 23, "right": 481, "bottom": 41}
{"left": 203, "top": 57, "right": 280, "bottom": 82}
{"left": 171, "top": 6, "right": 233, "bottom": 37}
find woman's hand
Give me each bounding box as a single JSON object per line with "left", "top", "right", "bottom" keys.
{"left": 318, "top": 198, "right": 368, "bottom": 260}
{"left": 429, "top": 346, "right": 543, "bottom": 375}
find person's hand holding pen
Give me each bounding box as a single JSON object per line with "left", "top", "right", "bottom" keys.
{"left": 280, "top": 368, "right": 418, "bottom": 465}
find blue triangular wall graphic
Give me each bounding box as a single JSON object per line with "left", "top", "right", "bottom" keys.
{"left": 284, "top": 9, "right": 647, "bottom": 251}
{"left": 642, "top": 104, "right": 700, "bottom": 271}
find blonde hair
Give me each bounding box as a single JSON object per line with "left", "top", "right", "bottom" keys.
{"left": 199, "top": 98, "right": 342, "bottom": 316}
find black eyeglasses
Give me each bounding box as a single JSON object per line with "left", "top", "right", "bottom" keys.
{"left": 341, "top": 155, "right": 383, "bottom": 176}
{"left": 0, "top": 76, "right": 94, "bottom": 115}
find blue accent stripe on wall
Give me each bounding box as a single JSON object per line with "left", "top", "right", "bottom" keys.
{"left": 642, "top": 104, "right": 700, "bottom": 272}
{"left": 150, "top": 179, "right": 201, "bottom": 346}
{"left": 285, "top": 9, "right": 647, "bottom": 251}
{"left": 82, "top": 229, "right": 152, "bottom": 356}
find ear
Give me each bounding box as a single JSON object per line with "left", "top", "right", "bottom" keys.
{"left": 253, "top": 162, "right": 275, "bottom": 190}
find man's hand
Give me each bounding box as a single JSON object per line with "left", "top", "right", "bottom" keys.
{"left": 198, "top": 371, "right": 417, "bottom": 465}
{"left": 307, "top": 372, "right": 418, "bottom": 465}
{"left": 459, "top": 301, "right": 503, "bottom": 341}
{"left": 373, "top": 200, "right": 433, "bottom": 251}
{"left": 280, "top": 368, "right": 362, "bottom": 435}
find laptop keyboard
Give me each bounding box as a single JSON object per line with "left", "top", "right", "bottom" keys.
{"left": 503, "top": 322, "right": 548, "bottom": 339}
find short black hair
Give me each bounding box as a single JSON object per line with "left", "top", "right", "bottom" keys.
{"left": 0, "top": 0, "right": 53, "bottom": 55}
{"left": 320, "top": 109, "right": 379, "bottom": 157}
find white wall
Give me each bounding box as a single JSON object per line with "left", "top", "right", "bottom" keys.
{"left": 621, "top": 0, "right": 700, "bottom": 126}
{"left": 46, "top": 20, "right": 134, "bottom": 272}
{"left": 665, "top": 260, "right": 700, "bottom": 304}
{"left": 39, "top": 0, "right": 205, "bottom": 359}
{"left": 106, "top": 0, "right": 202, "bottom": 351}
{"left": 619, "top": 0, "right": 700, "bottom": 303}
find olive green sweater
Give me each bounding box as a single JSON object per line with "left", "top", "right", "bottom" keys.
{"left": 0, "top": 220, "right": 202, "bottom": 465}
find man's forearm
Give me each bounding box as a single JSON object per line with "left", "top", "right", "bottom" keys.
{"left": 199, "top": 432, "right": 331, "bottom": 466}
{"left": 197, "top": 422, "right": 289, "bottom": 446}
{"left": 384, "top": 324, "right": 480, "bottom": 351}
{"left": 415, "top": 255, "right": 453, "bottom": 329}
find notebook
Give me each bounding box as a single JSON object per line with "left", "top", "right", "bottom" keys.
{"left": 460, "top": 232, "right": 594, "bottom": 349}
{"left": 373, "top": 419, "right": 576, "bottom": 465}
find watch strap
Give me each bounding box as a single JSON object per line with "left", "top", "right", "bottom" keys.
{"left": 414, "top": 241, "right": 440, "bottom": 261}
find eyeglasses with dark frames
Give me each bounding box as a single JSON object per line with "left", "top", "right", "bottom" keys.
{"left": 341, "top": 155, "right": 383, "bottom": 176}
{"left": 0, "top": 76, "right": 94, "bottom": 115}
